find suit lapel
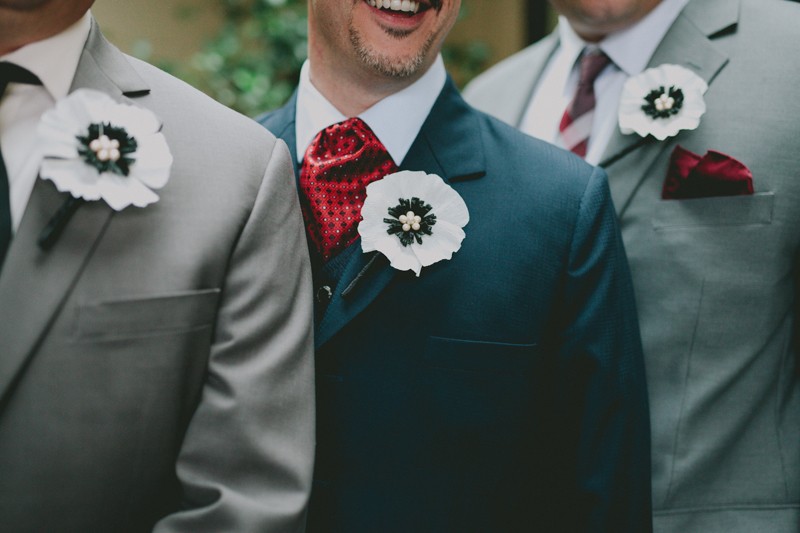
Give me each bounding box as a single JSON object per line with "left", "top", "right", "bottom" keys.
{"left": 261, "top": 93, "right": 300, "bottom": 179}
{"left": 602, "top": 0, "right": 737, "bottom": 216}
{"left": 508, "top": 32, "right": 559, "bottom": 128}
{"left": 315, "top": 79, "right": 486, "bottom": 348}
{"left": 0, "top": 19, "right": 150, "bottom": 403}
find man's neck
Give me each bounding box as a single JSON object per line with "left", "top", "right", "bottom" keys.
{"left": 0, "top": 7, "right": 89, "bottom": 56}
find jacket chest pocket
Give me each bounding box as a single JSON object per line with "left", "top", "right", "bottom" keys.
{"left": 421, "top": 336, "right": 539, "bottom": 429}
{"left": 652, "top": 192, "right": 774, "bottom": 230}
{"left": 73, "top": 288, "right": 221, "bottom": 342}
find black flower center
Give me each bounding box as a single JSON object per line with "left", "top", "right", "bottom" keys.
{"left": 641, "top": 86, "right": 684, "bottom": 119}
{"left": 77, "top": 122, "right": 138, "bottom": 176}
{"left": 384, "top": 197, "right": 436, "bottom": 247}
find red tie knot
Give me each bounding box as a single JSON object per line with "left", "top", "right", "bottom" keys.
{"left": 300, "top": 117, "right": 399, "bottom": 261}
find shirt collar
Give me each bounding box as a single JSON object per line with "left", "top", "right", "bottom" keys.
{"left": 1, "top": 11, "right": 91, "bottom": 101}
{"left": 556, "top": 16, "right": 587, "bottom": 76}
{"left": 558, "top": 0, "right": 690, "bottom": 76}
{"left": 295, "top": 55, "right": 447, "bottom": 165}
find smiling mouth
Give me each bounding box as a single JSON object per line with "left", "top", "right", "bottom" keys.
{"left": 366, "top": 0, "right": 423, "bottom": 14}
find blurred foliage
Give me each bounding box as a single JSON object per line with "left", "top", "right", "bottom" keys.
{"left": 161, "top": 0, "right": 490, "bottom": 117}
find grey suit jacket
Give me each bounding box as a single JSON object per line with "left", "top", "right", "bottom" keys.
{"left": 465, "top": 0, "right": 800, "bottom": 531}
{"left": 0, "top": 20, "right": 315, "bottom": 533}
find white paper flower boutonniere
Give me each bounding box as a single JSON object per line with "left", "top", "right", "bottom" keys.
{"left": 358, "top": 170, "right": 469, "bottom": 276}
{"left": 619, "top": 64, "right": 708, "bottom": 141}
{"left": 39, "top": 88, "right": 173, "bottom": 209}
{"left": 35, "top": 89, "right": 173, "bottom": 249}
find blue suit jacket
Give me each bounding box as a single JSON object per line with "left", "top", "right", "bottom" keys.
{"left": 258, "top": 79, "right": 651, "bottom": 533}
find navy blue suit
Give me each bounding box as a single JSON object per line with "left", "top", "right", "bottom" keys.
{"left": 258, "top": 79, "right": 651, "bottom": 533}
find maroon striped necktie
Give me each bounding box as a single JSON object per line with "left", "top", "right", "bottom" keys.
{"left": 558, "top": 49, "right": 611, "bottom": 158}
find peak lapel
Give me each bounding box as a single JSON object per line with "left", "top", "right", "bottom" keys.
{"left": 315, "top": 79, "right": 486, "bottom": 348}
{"left": 0, "top": 19, "right": 150, "bottom": 403}
{"left": 601, "top": 0, "right": 736, "bottom": 216}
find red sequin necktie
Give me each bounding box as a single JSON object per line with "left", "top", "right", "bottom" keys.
{"left": 300, "top": 117, "right": 398, "bottom": 261}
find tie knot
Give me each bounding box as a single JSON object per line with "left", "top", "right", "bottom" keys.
{"left": 305, "top": 117, "right": 376, "bottom": 162}
{"left": 577, "top": 49, "right": 611, "bottom": 87}
{"left": 300, "top": 116, "right": 398, "bottom": 261}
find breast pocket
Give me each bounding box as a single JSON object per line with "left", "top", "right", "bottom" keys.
{"left": 74, "top": 288, "right": 221, "bottom": 342}
{"left": 652, "top": 192, "right": 774, "bottom": 230}
{"left": 422, "top": 336, "right": 539, "bottom": 430}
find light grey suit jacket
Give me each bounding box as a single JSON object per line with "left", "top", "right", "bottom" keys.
{"left": 0, "top": 19, "right": 315, "bottom": 533}
{"left": 465, "top": 0, "right": 800, "bottom": 531}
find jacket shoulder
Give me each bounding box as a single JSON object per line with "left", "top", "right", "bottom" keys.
{"left": 463, "top": 33, "right": 556, "bottom": 104}
{"left": 738, "top": 0, "right": 800, "bottom": 36}
{"left": 124, "top": 55, "right": 278, "bottom": 151}
{"left": 473, "top": 108, "right": 599, "bottom": 204}
{"left": 120, "top": 55, "right": 288, "bottom": 189}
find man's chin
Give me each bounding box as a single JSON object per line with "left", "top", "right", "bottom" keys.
{"left": 361, "top": 50, "right": 425, "bottom": 79}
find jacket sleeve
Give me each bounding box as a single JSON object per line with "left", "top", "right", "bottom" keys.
{"left": 553, "top": 165, "right": 652, "bottom": 533}
{"left": 153, "top": 139, "right": 315, "bottom": 533}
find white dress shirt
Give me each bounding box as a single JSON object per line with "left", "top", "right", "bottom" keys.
{"left": 520, "top": 0, "right": 690, "bottom": 165}
{"left": 0, "top": 13, "right": 90, "bottom": 232}
{"left": 295, "top": 56, "right": 447, "bottom": 165}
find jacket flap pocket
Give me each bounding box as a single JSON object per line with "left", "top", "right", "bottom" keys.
{"left": 424, "top": 336, "right": 537, "bottom": 374}
{"left": 76, "top": 288, "right": 221, "bottom": 341}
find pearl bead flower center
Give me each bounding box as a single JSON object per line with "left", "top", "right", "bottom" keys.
{"left": 398, "top": 210, "right": 422, "bottom": 232}
{"left": 89, "top": 134, "right": 122, "bottom": 163}
{"left": 654, "top": 93, "right": 675, "bottom": 112}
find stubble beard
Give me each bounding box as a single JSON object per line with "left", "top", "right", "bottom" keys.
{"left": 349, "top": 25, "right": 436, "bottom": 79}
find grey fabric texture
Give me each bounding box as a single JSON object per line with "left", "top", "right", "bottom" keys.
{"left": 0, "top": 19, "right": 315, "bottom": 533}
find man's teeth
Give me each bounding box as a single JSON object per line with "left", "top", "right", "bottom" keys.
{"left": 367, "top": 0, "right": 421, "bottom": 14}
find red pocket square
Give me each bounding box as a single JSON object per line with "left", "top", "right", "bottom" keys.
{"left": 662, "top": 145, "right": 754, "bottom": 200}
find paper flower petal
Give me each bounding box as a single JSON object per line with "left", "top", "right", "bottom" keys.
{"left": 412, "top": 221, "right": 466, "bottom": 268}
{"left": 40, "top": 159, "right": 104, "bottom": 201}
{"left": 97, "top": 174, "right": 160, "bottom": 210}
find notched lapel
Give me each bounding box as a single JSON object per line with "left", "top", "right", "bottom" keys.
{"left": 315, "top": 80, "right": 486, "bottom": 348}
{"left": 602, "top": 2, "right": 734, "bottom": 216}
{"left": 70, "top": 18, "right": 150, "bottom": 98}
{"left": 0, "top": 180, "right": 113, "bottom": 403}
{"left": 0, "top": 18, "right": 151, "bottom": 403}
{"left": 493, "top": 32, "right": 559, "bottom": 129}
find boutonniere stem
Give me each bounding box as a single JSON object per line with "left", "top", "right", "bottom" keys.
{"left": 599, "top": 136, "right": 654, "bottom": 168}
{"left": 37, "top": 197, "right": 84, "bottom": 251}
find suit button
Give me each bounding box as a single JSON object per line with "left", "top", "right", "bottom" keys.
{"left": 316, "top": 285, "right": 332, "bottom": 303}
